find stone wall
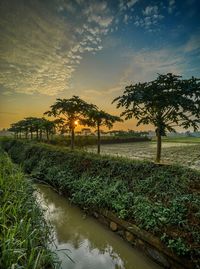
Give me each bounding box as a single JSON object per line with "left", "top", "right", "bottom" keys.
{"left": 92, "top": 210, "right": 194, "bottom": 269}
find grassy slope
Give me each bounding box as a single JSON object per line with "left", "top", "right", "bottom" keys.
{"left": 0, "top": 149, "right": 58, "bottom": 269}
{"left": 1, "top": 139, "right": 200, "bottom": 266}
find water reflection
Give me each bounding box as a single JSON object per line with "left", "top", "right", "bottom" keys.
{"left": 36, "top": 184, "right": 162, "bottom": 269}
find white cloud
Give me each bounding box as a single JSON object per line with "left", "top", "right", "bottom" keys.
{"left": 143, "top": 5, "right": 158, "bottom": 16}
{"left": 88, "top": 15, "right": 113, "bottom": 28}
{"left": 114, "top": 47, "right": 187, "bottom": 92}
{"left": 124, "top": 14, "right": 129, "bottom": 24}
{"left": 127, "top": 0, "right": 138, "bottom": 8}
{"left": 134, "top": 4, "right": 164, "bottom": 31}
{"left": 184, "top": 34, "right": 200, "bottom": 52}
{"left": 168, "top": 0, "right": 176, "bottom": 14}
{"left": 0, "top": 0, "right": 115, "bottom": 96}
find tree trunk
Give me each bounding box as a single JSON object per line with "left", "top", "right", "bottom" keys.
{"left": 36, "top": 129, "right": 39, "bottom": 140}
{"left": 39, "top": 129, "right": 42, "bottom": 141}
{"left": 46, "top": 130, "right": 49, "bottom": 142}
{"left": 97, "top": 123, "right": 100, "bottom": 154}
{"left": 30, "top": 131, "right": 33, "bottom": 140}
{"left": 156, "top": 130, "right": 162, "bottom": 163}
{"left": 25, "top": 131, "right": 28, "bottom": 139}
{"left": 71, "top": 128, "right": 75, "bottom": 150}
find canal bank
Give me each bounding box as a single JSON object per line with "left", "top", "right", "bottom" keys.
{"left": 1, "top": 139, "right": 199, "bottom": 268}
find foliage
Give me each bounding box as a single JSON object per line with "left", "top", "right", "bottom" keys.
{"left": 8, "top": 117, "right": 58, "bottom": 141}
{"left": 113, "top": 73, "right": 200, "bottom": 162}
{"left": 80, "top": 109, "right": 122, "bottom": 153}
{"left": 0, "top": 149, "right": 59, "bottom": 268}
{"left": 44, "top": 95, "right": 97, "bottom": 149}
{"left": 1, "top": 139, "right": 200, "bottom": 265}
{"left": 48, "top": 134, "right": 150, "bottom": 147}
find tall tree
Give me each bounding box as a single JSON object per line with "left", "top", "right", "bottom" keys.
{"left": 41, "top": 118, "right": 55, "bottom": 142}
{"left": 113, "top": 73, "right": 200, "bottom": 162}
{"left": 24, "top": 117, "right": 37, "bottom": 139}
{"left": 44, "top": 96, "right": 96, "bottom": 150}
{"left": 81, "top": 109, "right": 122, "bottom": 154}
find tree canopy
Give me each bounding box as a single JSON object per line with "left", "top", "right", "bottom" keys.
{"left": 113, "top": 73, "right": 200, "bottom": 162}
{"left": 8, "top": 117, "right": 56, "bottom": 141}
{"left": 80, "top": 109, "right": 122, "bottom": 153}
{"left": 44, "top": 95, "right": 97, "bottom": 149}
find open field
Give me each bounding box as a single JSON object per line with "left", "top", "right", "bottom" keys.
{"left": 86, "top": 138, "right": 200, "bottom": 170}
{"left": 160, "top": 136, "right": 200, "bottom": 144}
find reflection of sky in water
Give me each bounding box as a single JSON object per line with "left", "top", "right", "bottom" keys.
{"left": 35, "top": 184, "right": 161, "bottom": 269}
{"left": 56, "top": 241, "right": 125, "bottom": 269}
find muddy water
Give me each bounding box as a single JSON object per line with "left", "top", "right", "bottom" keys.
{"left": 36, "top": 184, "right": 162, "bottom": 269}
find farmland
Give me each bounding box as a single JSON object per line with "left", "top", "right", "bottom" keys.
{"left": 86, "top": 137, "right": 200, "bottom": 170}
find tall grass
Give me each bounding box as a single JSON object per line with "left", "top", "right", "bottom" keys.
{"left": 0, "top": 149, "right": 59, "bottom": 269}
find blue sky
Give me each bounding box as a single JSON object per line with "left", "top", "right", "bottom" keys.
{"left": 0, "top": 0, "right": 200, "bottom": 129}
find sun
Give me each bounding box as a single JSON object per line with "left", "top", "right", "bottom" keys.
{"left": 74, "top": 120, "right": 78, "bottom": 125}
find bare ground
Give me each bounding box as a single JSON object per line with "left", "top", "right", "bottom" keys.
{"left": 86, "top": 142, "right": 200, "bottom": 170}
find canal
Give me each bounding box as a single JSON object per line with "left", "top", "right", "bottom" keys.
{"left": 36, "top": 184, "right": 162, "bottom": 269}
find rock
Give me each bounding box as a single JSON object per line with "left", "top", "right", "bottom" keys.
{"left": 125, "top": 231, "right": 134, "bottom": 242}
{"left": 93, "top": 212, "right": 99, "bottom": 218}
{"left": 110, "top": 221, "right": 118, "bottom": 231}
{"left": 136, "top": 239, "right": 144, "bottom": 247}
{"left": 146, "top": 247, "right": 170, "bottom": 268}
{"left": 116, "top": 230, "right": 124, "bottom": 237}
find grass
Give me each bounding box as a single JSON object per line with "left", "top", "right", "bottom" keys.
{"left": 162, "top": 136, "right": 200, "bottom": 144}
{"left": 1, "top": 138, "right": 200, "bottom": 267}
{"left": 0, "top": 148, "right": 59, "bottom": 269}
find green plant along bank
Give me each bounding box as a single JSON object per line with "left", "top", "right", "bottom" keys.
{"left": 0, "top": 148, "right": 59, "bottom": 269}
{"left": 1, "top": 139, "right": 200, "bottom": 267}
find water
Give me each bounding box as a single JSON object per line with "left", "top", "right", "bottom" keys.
{"left": 36, "top": 184, "right": 162, "bottom": 269}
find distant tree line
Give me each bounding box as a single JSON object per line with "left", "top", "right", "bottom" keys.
{"left": 8, "top": 73, "right": 200, "bottom": 161}
{"left": 8, "top": 117, "right": 64, "bottom": 142}
{"left": 9, "top": 96, "right": 122, "bottom": 154}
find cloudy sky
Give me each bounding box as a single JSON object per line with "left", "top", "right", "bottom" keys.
{"left": 0, "top": 0, "right": 200, "bottom": 130}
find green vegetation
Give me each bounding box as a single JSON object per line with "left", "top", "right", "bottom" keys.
{"left": 44, "top": 95, "right": 97, "bottom": 150}
{"left": 48, "top": 134, "right": 149, "bottom": 147}
{"left": 8, "top": 116, "right": 63, "bottom": 141}
{"left": 45, "top": 95, "right": 122, "bottom": 152}
{"left": 162, "top": 136, "right": 200, "bottom": 144}
{"left": 1, "top": 139, "right": 200, "bottom": 267}
{"left": 0, "top": 148, "right": 58, "bottom": 269}
{"left": 79, "top": 109, "right": 122, "bottom": 153}
{"left": 113, "top": 73, "right": 200, "bottom": 162}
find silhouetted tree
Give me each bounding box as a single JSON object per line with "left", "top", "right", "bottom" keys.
{"left": 113, "top": 73, "right": 200, "bottom": 162}
{"left": 81, "top": 109, "right": 122, "bottom": 154}
{"left": 44, "top": 96, "right": 97, "bottom": 150}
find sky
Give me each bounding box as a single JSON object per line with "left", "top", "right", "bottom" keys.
{"left": 0, "top": 0, "right": 200, "bottom": 131}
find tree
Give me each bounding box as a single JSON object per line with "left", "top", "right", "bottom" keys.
{"left": 41, "top": 118, "right": 55, "bottom": 142}
{"left": 44, "top": 96, "right": 97, "bottom": 150}
{"left": 8, "top": 122, "right": 22, "bottom": 138}
{"left": 113, "top": 73, "right": 200, "bottom": 162}
{"left": 24, "top": 117, "right": 37, "bottom": 139}
{"left": 80, "top": 109, "right": 122, "bottom": 154}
